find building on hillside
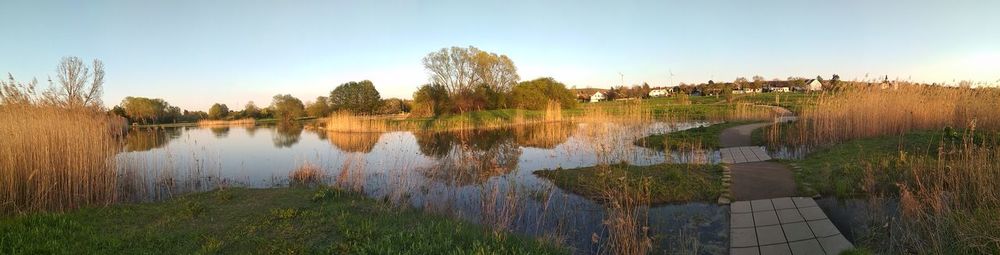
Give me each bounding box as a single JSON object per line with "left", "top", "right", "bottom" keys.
{"left": 648, "top": 88, "right": 670, "bottom": 97}
{"left": 590, "top": 91, "right": 606, "bottom": 102}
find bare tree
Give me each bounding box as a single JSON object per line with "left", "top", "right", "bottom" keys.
{"left": 423, "top": 46, "right": 519, "bottom": 95}
{"left": 44, "top": 56, "right": 104, "bottom": 108}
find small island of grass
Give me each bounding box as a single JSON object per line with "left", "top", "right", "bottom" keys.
{"left": 635, "top": 121, "right": 757, "bottom": 150}
{"left": 533, "top": 163, "right": 724, "bottom": 204}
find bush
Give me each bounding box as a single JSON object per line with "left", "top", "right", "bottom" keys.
{"left": 511, "top": 77, "right": 577, "bottom": 110}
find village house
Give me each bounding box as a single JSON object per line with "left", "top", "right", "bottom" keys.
{"left": 805, "top": 79, "right": 823, "bottom": 91}
{"left": 590, "top": 91, "right": 606, "bottom": 102}
{"left": 648, "top": 88, "right": 670, "bottom": 97}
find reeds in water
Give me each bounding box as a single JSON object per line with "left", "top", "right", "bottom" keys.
{"left": 325, "top": 111, "right": 392, "bottom": 133}
{"left": 0, "top": 105, "right": 126, "bottom": 215}
{"left": 196, "top": 118, "right": 256, "bottom": 127}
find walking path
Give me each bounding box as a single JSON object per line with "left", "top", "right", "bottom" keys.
{"left": 721, "top": 106, "right": 854, "bottom": 254}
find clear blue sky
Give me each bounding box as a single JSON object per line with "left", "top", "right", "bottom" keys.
{"left": 2, "top": 0, "right": 998, "bottom": 111}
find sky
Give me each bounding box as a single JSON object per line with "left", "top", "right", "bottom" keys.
{"left": 2, "top": 0, "right": 999, "bottom": 111}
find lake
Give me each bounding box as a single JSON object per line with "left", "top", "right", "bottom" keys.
{"left": 119, "top": 120, "right": 736, "bottom": 253}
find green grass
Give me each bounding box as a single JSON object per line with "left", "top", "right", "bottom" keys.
{"left": 786, "top": 129, "right": 994, "bottom": 198}
{"left": 533, "top": 163, "right": 724, "bottom": 204}
{"left": 635, "top": 121, "right": 758, "bottom": 150}
{"left": 0, "top": 187, "right": 566, "bottom": 254}
{"left": 730, "top": 92, "right": 821, "bottom": 114}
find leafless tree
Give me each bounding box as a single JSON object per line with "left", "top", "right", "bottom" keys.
{"left": 43, "top": 56, "right": 104, "bottom": 109}
{"left": 423, "top": 46, "right": 519, "bottom": 95}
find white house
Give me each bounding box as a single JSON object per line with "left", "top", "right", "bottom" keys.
{"left": 773, "top": 87, "right": 791, "bottom": 93}
{"left": 806, "top": 79, "right": 823, "bottom": 91}
{"left": 590, "top": 91, "right": 606, "bottom": 102}
{"left": 648, "top": 88, "right": 669, "bottom": 97}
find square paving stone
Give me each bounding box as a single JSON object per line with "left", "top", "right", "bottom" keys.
{"left": 776, "top": 209, "right": 805, "bottom": 223}
{"left": 771, "top": 197, "right": 795, "bottom": 210}
{"left": 730, "top": 247, "right": 760, "bottom": 255}
{"left": 732, "top": 201, "right": 752, "bottom": 213}
{"left": 751, "top": 199, "right": 775, "bottom": 212}
{"left": 798, "top": 206, "right": 828, "bottom": 221}
{"left": 731, "top": 227, "right": 758, "bottom": 247}
{"left": 759, "top": 243, "right": 792, "bottom": 255}
{"left": 753, "top": 211, "right": 780, "bottom": 226}
{"left": 807, "top": 219, "right": 840, "bottom": 237}
{"left": 788, "top": 239, "right": 824, "bottom": 255}
{"left": 732, "top": 213, "right": 755, "bottom": 228}
{"left": 791, "top": 197, "right": 818, "bottom": 208}
{"left": 781, "top": 222, "right": 815, "bottom": 242}
{"left": 755, "top": 225, "right": 787, "bottom": 246}
{"left": 818, "top": 234, "right": 854, "bottom": 254}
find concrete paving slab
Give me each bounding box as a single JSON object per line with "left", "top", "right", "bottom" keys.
{"left": 753, "top": 211, "right": 779, "bottom": 226}
{"left": 755, "top": 225, "right": 786, "bottom": 246}
{"left": 771, "top": 197, "right": 795, "bottom": 210}
{"left": 731, "top": 247, "right": 760, "bottom": 255}
{"left": 732, "top": 201, "right": 752, "bottom": 213}
{"left": 791, "top": 197, "right": 818, "bottom": 208}
{"left": 799, "top": 206, "right": 828, "bottom": 221}
{"left": 732, "top": 213, "right": 755, "bottom": 228}
{"left": 781, "top": 222, "right": 815, "bottom": 242}
{"left": 730, "top": 162, "right": 797, "bottom": 201}
{"left": 776, "top": 209, "right": 805, "bottom": 223}
{"left": 759, "top": 243, "right": 792, "bottom": 255}
{"left": 788, "top": 239, "right": 824, "bottom": 255}
{"left": 807, "top": 219, "right": 840, "bottom": 237}
{"left": 818, "top": 234, "right": 854, "bottom": 254}
{"left": 751, "top": 199, "right": 775, "bottom": 212}
{"left": 732, "top": 227, "right": 758, "bottom": 248}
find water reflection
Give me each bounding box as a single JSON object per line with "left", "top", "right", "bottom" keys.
{"left": 120, "top": 121, "right": 730, "bottom": 254}
{"left": 124, "top": 128, "right": 182, "bottom": 152}
{"left": 417, "top": 129, "right": 522, "bottom": 186}
{"left": 325, "top": 131, "right": 382, "bottom": 153}
{"left": 272, "top": 122, "right": 303, "bottom": 148}
{"left": 210, "top": 126, "right": 230, "bottom": 138}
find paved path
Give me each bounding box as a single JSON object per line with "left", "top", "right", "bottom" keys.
{"left": 720, "top": 106, "right": 854, "bottom": 254}
{"left": 720, "top": 146, "right": 772, "bottom": 164}
{"left": 730, "top": 197, "right": 854, "bottom": 255}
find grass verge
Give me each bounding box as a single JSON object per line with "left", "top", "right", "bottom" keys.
{"left": 533, "top": 163, "right": 723, "bottom": 204}
{"left": 0, "top": 187, "right": 566, "bottom": 254}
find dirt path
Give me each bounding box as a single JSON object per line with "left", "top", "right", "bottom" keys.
{"left": 722, "top": 106, "right": 798, "bottom": 200}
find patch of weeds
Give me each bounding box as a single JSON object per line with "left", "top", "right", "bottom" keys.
{"left": 198, "top": 236, "right": 224, "bottom": 254}
{"left": 181, "top": 201, "right": 206, "bottom": 219}
{"left": 269, "top": 208, "right": 298, "bottom": 220}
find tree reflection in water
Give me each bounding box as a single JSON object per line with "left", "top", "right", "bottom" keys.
{"left": 272, "top": 122, "right": 303, "bottom": 148}
{"left": 324, "top": 131, "right": 382, "bottom": 153}
{"left": 124, "top": 127, "right": 183, "bottom": 152}
{"left": 415, "top": 129, "right": 522, "bottom": 187}
{"left": 513, "top": 122, "right": 575, "bottom": 149}
{"left": 209, "top": 126, "right": 230, "bottom": 138}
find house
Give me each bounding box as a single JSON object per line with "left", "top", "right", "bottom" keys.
{"left": 648, "top": 88, "right": 670, "bottom": 97}
{"left": 770, "top": 87, "right": 791, "bottom": 93}
{"left": 805, "top": 79, "right": 823, "bottom": 91}
{"left": 590, "top": 91, "right": 606, "bottom": 102}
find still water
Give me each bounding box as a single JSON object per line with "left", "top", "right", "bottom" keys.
{"left": 123, "top": 121, "right": 731, "bottom": 253}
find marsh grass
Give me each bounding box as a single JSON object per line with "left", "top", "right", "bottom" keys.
{"left": 1, "top": 105, "right": 126, "bottom": 215}
{"left": 788, "top": 84, "right": 1000, "bottom": 146}
{"left": 289, "top": 162, "right": 324, "bottom": 186}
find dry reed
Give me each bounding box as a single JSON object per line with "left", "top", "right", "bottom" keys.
{"left": 289, "top": 162, "right": 324, "bottom": 185}
{"left": 324, "top": 111, "right": 392, "bottom": 133}
{"left": 1, "top": 105, "right": 126, "bottom": 215}
{"left": 789, "top": 84, "right": 1000, "bottom": 146}
{"left": 196, "top": 118, "right": 256, "bottom": 127}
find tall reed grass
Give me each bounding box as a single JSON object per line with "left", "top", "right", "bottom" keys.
{"left": 786, "top": 84, "right": 1000, "bottom": 146}
{"left": 862, "top": 125, "right": 1000, "bottom": 254}
{"left": 0, "top": 105, "right": 126, "bottom": 214}
{"left": 196, "top": 118, "right": 256, "bottom": 127}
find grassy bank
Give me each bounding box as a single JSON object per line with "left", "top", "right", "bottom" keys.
{"left": 635, "top": 121, "right": 757, "bottom": 150}
{"left": 534, "top": 163, "right": 723, "bottom": 204}
{"left": 0, "top": 187, "right": 565, "bottom": 254}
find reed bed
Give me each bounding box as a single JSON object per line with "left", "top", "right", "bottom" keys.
{"left": 861, "top": 127, "right": 1000, "bottom": 254}
{"left": 0, "top": 105, "right": 126, "bottom": 215}
{"left": 324, "top": 111, "right": 392, "bottom": 133}
{"left": 196, "top": 118, "right": 256, "bottom": 127}
{"left": 786, "top": 84, "right": 1000, "bottom": 146}
{"left": 289, "top": 162, "right": 324, "bottom": 185}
